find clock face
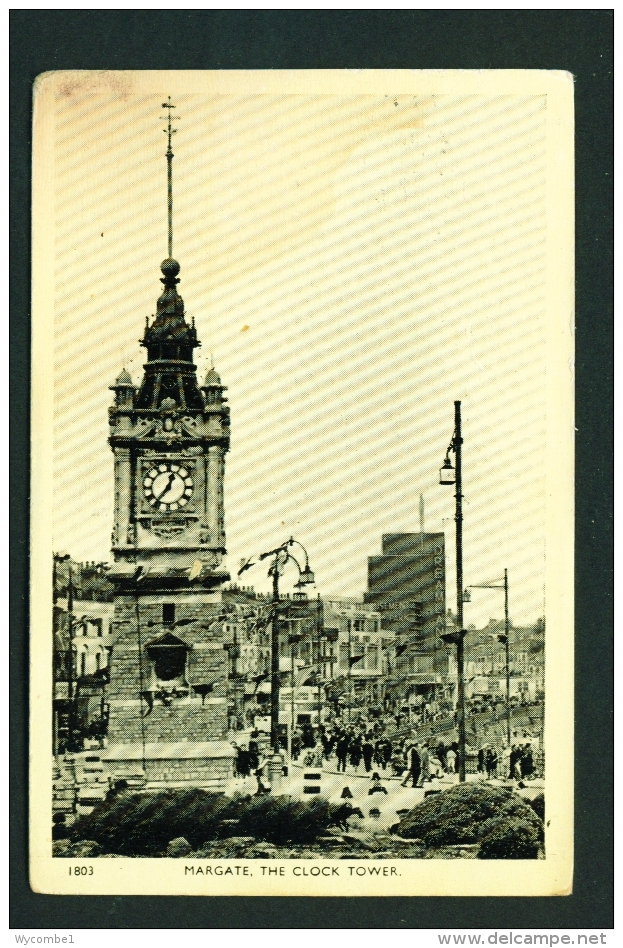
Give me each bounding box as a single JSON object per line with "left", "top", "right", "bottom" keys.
{"left": 143, "top": 462, "right": 193, "bottom": 512}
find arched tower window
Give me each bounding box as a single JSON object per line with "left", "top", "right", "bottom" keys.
{"left": 145, "top": 632, "right": 188, "bottom": 685}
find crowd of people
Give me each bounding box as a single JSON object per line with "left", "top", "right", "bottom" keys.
{"left": 228, "top": 707, "right": 542, "bottom": 793}
{"left": 287, "top": 719, "right": 464, "bottom": 783}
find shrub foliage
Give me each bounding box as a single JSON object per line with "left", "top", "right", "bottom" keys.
{"left": 394, "top": 783, "right": 543, "bottom": 857}
{"left": 70, "top": 790, "right": 339, "bottom": 856}
{"left": 478, "top": 817, "right": 542, "bottom": 859}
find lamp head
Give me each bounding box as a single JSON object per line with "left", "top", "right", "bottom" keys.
{"left": 440, "top": 456, "right": 456, "bottom": 485}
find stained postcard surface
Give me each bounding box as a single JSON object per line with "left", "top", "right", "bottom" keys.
{"left": 30, "top": 70, "right": 574, "bottom": 896}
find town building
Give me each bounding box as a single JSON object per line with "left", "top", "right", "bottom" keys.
{"left": 322, "top": 597, "right": 386, "bottom": 712}
{"left": 52, "top": 559, "right": 116, "bottom": 754}
{"left": 462, "top": 617, "right": 545, "bottom": 705}
{"left": 365, "top": 533, "right": 450, "bottom": 706}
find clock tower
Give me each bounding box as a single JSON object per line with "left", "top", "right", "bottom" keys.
{"left": 108, "top": 256, "right": 230, "bottom": 579}
{"left": 104, "top": 101, "right": 236, "bottom": 788}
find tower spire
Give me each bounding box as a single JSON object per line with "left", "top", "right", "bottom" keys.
{"left": 162, "top": 97, "right": 177, "bottom": 258}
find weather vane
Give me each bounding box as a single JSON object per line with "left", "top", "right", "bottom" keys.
{"left": 161, "top": 97, "right": 177, "bottom": 258}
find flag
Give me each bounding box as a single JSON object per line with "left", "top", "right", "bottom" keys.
{"left": 292, "top": 663, "right": 322, "bottom": 689}
{"left": 237, "top": 557, "right": 255, "bottom": 576}
{"left": 349, "top": 653, "right": 366, "bottom": 666}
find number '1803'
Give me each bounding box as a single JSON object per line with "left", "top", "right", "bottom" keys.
{"left": 69, "top": 866, "right": 93, "bottom": 875}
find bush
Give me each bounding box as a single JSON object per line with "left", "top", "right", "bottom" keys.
{"left": 478, "top": 817, "right": 542, "bottom": 859}
{"left": 70, "top": 789, "right": 342, "bottom": 855}
{"left": 395, "top": 783, "right": 543, "bottom": 854}
{"left": 230, "top": 795, "right": 334, "bottom": 846}
{"left": 528, "top": 793, "right": 544, "bottom": 822}
{"left": 70, "top": 789, "right": 236, "bottom": 856}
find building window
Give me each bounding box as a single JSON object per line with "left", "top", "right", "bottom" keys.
{"left": 95, "top": 652, "right": 101, "bottom": 671}
{"left": 146, "top": 637, "right": 187, "bottom": 682}
{"left": 162, "top": 603, "right": 175, "bottom": 625}
{"left": 367, "top": 645, "right": 378, "bottom": 670}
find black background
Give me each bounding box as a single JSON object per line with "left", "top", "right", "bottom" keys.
{"left": 10, "top": 9, "right": 613, "bottom": 931}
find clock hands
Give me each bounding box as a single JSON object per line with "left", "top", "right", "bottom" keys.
{"left": 158, "top": 471, "right": 177, "bottom": 503}
{"left": 144, "top": 465, "right": 192, "bottom": 510}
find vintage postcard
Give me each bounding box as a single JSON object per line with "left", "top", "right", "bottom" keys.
{"left": 30, "top": 69, "right": 574, "bottom": 896}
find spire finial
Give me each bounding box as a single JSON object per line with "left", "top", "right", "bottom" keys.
{"left": 161, "top": 97, "right": 177, "bottom": 258}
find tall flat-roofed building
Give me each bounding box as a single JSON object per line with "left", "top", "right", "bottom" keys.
{"left": 365, "top": 533, "right": 447, "bottom": 699}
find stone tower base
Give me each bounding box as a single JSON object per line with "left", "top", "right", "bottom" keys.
{"left": 103, "top": 740, "right": 236, "bottom": 791}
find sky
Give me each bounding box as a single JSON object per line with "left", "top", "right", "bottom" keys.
{"left": 53, "top": 88, "right": 549, "bottom": 627}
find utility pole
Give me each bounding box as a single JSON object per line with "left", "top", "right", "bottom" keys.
{"left": 66, "top": 562, "right": 75, "bottom": 752}
{"left": 270, "top": 564, "right": 281, "bottom": 752}
{"left": 466, "top": 569, "right": 512, "bottom": 747}
{"left": 239, "top": 539, "right": 315, "bottom": 757}
{"left": 440, "top": 400, "right": 467, "bottom": 782}
{"left": 454, "top": 401, "right": 466, "bottom": 782}
{"left": 316, "top": 596, "right": 324, "bottom": 728}
{"left": 347, "top": 616, "right": 352, "bottom": 722}
{"left": 504, "top": 568, "right": 511, "bottom": 746}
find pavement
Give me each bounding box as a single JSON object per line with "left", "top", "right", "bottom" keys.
{"left": 222, "top": 760, "right": 544, "bottom": 835}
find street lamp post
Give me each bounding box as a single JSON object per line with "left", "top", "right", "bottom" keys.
{"left": 346, "top": 616, "right": 353, "bottom": 722}
{"left": 269, "top": 560, "right": 281, "bottom": 753}
{"left": 466, "top": 569, "right": 511, "bottom": 746}
{"left": 317, "top": 599, "right": 323, "bottom": 727}
{"left": 287, "top": 630, "right": 303, "bottom": 759}
{"left": 439, "top": 400, "right": 467, "bottom": 782}
{"left": 54, "top": 553, "right": 78, "bottom": 753}
{"left": 239, "top": 538, "right": 315, "bottom": 753}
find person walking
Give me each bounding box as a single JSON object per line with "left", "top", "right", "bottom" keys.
{"left": 237, "top": 744, "right": 251, "bottom": 777}
{"left": 254, "top": 757, "right": 272, "bottom": 796}
{"left": 400, "top": 743, "right": 421, "bottom": 788}
{"left": 375, "top": 736, "right": 389, "bottom": 771}
{"left": 509, "top": 744, "right": 521, "bottom": 779}
{"left": 382, "top": 737, "right": 393, "bottom": 771}
{"left": 291, "top": 730, "right": 303, "bottom": 761}
{"left": 419, "top": 742, "right": 431, "bottom": 784}
{"left": 349, "top": 735, "right": 362, "bottom": 771}
{"left": 312, "top": 738, "right": 324, "bottom": 767}
{"left": 248, "top": 730, "right": 260, "bottom": 772}
{"left": 485, "top": 747, "right": 498, "bottom": 779}
{"left": 446, "top": 746, "right": 456, "bottom": 774}
{"left": 436, "top": 741, "right": 447, "bottom": 771}
{"left": 521, "top": 745, "right": 534, "bottom": 779}
{"left": 362, "top": 734, "right": 374, "bottom": 773}
{"left": 336, "top": 731, "right": 349, "bottom": 773}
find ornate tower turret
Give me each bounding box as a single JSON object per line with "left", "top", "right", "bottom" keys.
{"left": 108, "top": 108, "right": 230, "bottom": 588}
